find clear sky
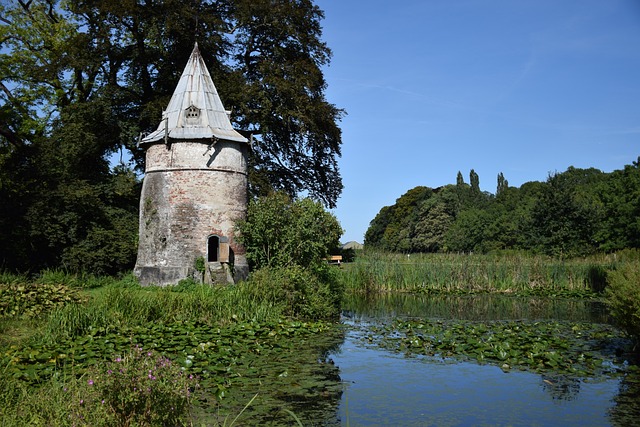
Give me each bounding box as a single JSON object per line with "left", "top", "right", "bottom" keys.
{"left": 315, "top": 0, "right": 640, "bottom": 244}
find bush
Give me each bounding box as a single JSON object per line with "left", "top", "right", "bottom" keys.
{"left": 247, "top": 265, "right": 342, "bottom": 320}
{"left": 0, "top": 282, "right": 86, "bottom": 319}
{"left": 0, "top": 347, "right": 197, "bottom": 427}
{"left": 606, "top": 261, "right": 640, "bottom": 344}
{"left": 236, "top": 192, "right": 343, "bottom": 270}
{"left": 69, "top": 346, "right": 198, "bottom": 426}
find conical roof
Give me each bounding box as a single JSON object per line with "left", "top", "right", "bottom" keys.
{"left": 141, "top": 43, "right": 248, "bottom": 144}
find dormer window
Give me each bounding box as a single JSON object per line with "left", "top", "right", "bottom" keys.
{"left": 185, "top": 105, "right": 201, "bottom": 124}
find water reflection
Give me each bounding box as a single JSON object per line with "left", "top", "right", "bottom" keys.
{"left": 330, "top": 293, "right": 638, "bottom": 426}
{"left": 331, "top": 329, "right": 622, "bottom": 427}
{"left": 541, "top": 375, "right": 581, "bottom": 401}
{"left": 609, "top": 371, "right": 640, "bottom": 426}
{"left": 343, "top": 292, "right": 610, "bottom": 323}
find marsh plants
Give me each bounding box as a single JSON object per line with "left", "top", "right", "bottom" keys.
{"left": 337, "top": 250, "right": 627, "bottom": 297}
{"left": 0, "top": 268, "right": 343, "bottom": 426}
{"left": 2, "top": 249, "right": 639, "bottom": 425}
{"left": 1, "top": 346, "right": 196, "bottom": 426}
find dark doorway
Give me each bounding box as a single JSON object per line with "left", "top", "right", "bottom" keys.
{"left": 207, "top": 235, "right": 219, "bottom": 262}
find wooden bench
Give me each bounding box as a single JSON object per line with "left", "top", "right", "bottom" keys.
{"left": 326, "top": 255, "right": 343, "bottom": 264}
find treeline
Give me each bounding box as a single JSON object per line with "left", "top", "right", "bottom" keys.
{"left": 365, "top": 158, "right": 640, "bottom": 258}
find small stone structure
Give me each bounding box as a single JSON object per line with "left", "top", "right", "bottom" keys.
{"left": 134, "top": 43, "right": 249, "bottom": 286}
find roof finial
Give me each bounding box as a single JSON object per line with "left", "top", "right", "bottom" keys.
{"left": 195, "top": 12, "right": 199, "bottom": 41}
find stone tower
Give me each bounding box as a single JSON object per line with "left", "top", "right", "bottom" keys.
{"left": 134, "top": 43, "right": 249, "bottom": 286}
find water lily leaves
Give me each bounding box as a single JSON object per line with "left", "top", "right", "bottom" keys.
{"left": 355, "top": 318, "right": 627, "bottom": 378}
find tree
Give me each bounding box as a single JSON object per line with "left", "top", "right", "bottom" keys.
{"left": 470, "top": 169, "right": 480, "bottom": 195}
{"left": 364, "top": 186, "right": 432, "bottom": 251}
{"left": 364, "top": 205, "right": 393, "bottom": 248}
{"left": 236, "top": 192, "right": 342, "bottom": 270}
{"left": 444, "top": 208, "right": 490, "bottom": 253}
{"left": 237, "top": 192, "right": 344, "bottom": 319}
{"left": 496, "top": 172, "right": 508, "bottom": 197}
{"left": 231, "top": 0, "right": 344, "bottom": 207}
{"left": 411, "top": 186, "right": 458, "bottom": 253}
{"left": 530, "top": 169, "right": 603, "bottom": 257}
{"left": 0, "top": 0, "right": 343, "bottom": 273}
{"left": 595, "top": 158, "right": 640, "bottom": 251}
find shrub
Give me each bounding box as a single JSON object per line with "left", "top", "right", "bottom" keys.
{"left": 0, "top": 282, "right": 86, "bottom": 319}
{"left": 68, "top": 346, "right": 198, "bottom": 426}
{"left": 247, "top": 265, "right": 342, "bottom": 320}
{"left": 236, "top": 192, "right": 343, "bottom": 270}
{"left": 606, "top": 261, "right": 640, "bottom": 344}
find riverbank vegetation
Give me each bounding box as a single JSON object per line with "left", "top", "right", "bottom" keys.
{"left": 338, "top": 250, "right": 640, "bottom": 342}
{"left": 0, "top": 271, "right": 344, "bottom": 426}
{"left": 337, "top": 251, "right": 622, "bottom": 296}
{"left": 1, "top": 192, "right": 346, "bottom": 425}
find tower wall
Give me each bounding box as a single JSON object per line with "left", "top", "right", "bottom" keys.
{"left": 134, "top": 140, "right": 249, "bottom": 286}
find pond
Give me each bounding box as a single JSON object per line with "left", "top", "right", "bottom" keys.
{"left": 325, "top": 294, "right": 639, "bottom": 427}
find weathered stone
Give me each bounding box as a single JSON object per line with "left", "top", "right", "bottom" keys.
{"left": 134, "top": 44, "right": 249, "bottom": 286}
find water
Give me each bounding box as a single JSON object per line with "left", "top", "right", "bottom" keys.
{"left": 325, "top": 294, "right": 637, "bottom": 427}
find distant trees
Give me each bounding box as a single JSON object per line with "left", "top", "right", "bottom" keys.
{"left": 364, "top": 158, "right": 640, "bottom": 258}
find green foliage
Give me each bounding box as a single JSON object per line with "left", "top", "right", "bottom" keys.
{"left": 194, "top": 256, "right": 206, "bottom": 273}
{"left": 411, "top": 187, "right": 458, "bottom": 252}
{"left": 595, "top": 158, "right": 640, "bottom": 251}
{"left": 363, "top": 318, "right": 624, "bottom": 377}
{"left": 236, "top": 192, "right": 344, "bottom": 319}
{"left": 76, "top": 346, "right": 197, "bottom": 427}
{"left": 365, "top": 161, "right": 638, "bottom": 256}
{"left": 1, "top": 317, "right": 342, "bottom": 425}
{"left": 339, "top": 251, "right": 610, "bottom": 296}
{"left": 237, "top": 192, "right": 343, "bottom": 270}
{"left": 247, "top": 265, "right": 343, "bottom": 319}
{"left": 529, "top": 168, "right": 603, "bottom": 258}
{"left": 42, "top": 281, "right": 288, "bottom": 342}
{"left": 364, "top": 186, "right": 433, "bottom": 250}
{"left": 0, "top": 348, "right": 196, "bottom": 427}
{"left": 606, "top": 260, "right": 640, "bottom": 343}
{"left": 0, "top": 282, "right": 86, "bottom": 319}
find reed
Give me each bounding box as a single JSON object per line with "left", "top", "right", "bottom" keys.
{"left": 338, "top": 251, "right": 621, "bottom": 296}
{"left": 41, "top": 280, "right": 286, "bottom": 343}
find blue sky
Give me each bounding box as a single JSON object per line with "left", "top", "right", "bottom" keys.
{"left": 315, "top": 0, "right": 640, "bottom": 243}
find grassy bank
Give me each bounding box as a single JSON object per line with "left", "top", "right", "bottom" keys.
{"left": 336, "top": 250, "right": 633, "bottom": 297}
{"left": 0, "top": 269, "right": 342, "bottom": 426}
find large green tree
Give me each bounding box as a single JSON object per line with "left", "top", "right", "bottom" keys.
{"left": 595, "top": 158, "right": 640, "bottom": 251}
{"left": 529, "top": 168, "right": 604, "bottom": 257}
{"left": 0, "top": 0, "right": 343, "bottom": 273}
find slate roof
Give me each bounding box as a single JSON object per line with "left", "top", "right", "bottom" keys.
{"left": 141, "top": 43, "right": 248, "bottom": 144}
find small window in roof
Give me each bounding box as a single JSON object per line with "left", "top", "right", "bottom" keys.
{"left": 185, "top": 105, "right": 200, "bottom": 124}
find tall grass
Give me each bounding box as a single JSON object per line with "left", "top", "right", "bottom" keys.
{"left": 41, "top": 281, "right": 286, "bottom": 343}
{"left": 337, "top": 251, "right": 624, "bottom": 296}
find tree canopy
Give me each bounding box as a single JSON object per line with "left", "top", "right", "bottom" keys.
{"left": 365, "top": 158, "right": 640, "bottom": 258}
{"left": 0, "top": 0, "right": 343, "bottom": 274}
